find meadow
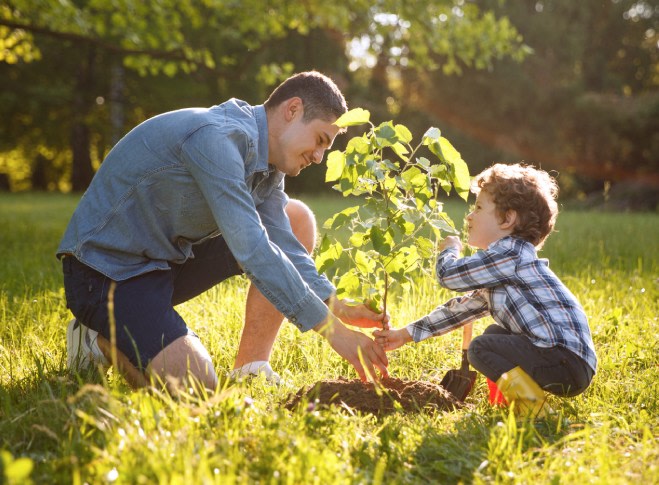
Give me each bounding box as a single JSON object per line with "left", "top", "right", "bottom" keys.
{"left": 0, "top": 192, "right": 657, "bottom": 484}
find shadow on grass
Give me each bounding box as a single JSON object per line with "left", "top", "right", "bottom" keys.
{"left": 405, "top": 407, "right": 578, "bottom": 484}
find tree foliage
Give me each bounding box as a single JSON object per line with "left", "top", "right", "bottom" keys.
{"left": 317, "top": 109, "right": 469, "bottom": 319}
{"left": 392, "top": 0, "right": 659, "bottom": 192}
{"left": 0, "top": 0, "right": 526, "bottom": 191}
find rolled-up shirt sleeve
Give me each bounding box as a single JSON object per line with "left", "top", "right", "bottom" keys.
{"left": 180, "top": 126, "right": 328, "bottom": 331}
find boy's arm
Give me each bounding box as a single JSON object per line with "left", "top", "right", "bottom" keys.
{"left": 406, "top": 290, "right": 490, "bottom": 342}
{"left": 436, "top": 242, "right": 518, "bottom": 292}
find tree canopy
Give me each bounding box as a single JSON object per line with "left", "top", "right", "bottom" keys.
{"left": 0, "top": 0, "right": 656, "bottom": 198}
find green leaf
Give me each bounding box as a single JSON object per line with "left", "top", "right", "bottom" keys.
{"left": 391, "top": 142, "right": 409, "bottom": 161}
{"left": 335, "top": 108, "right": 370, "bottom": 127}
{"left": 415, "top": 236, "right": 435, "bottom": 258}
{"left": 336, "top": 270, "right": 360, "bottom": 298}
{"left": 438, "top": 137, "right": 470, "bottom": 200}
{"left": 374, "top": 122, "right": 397, "bottom": 147}
{"left": 370, "top": 226, "right": 391, "bottom": 255}
{"left": 325, "top": 150, "right": 345, "bottom": 182}
{"left": 438, "top": 137, "right": 461, "bottom": 165}
{"left": 417, "top": 157, "right": 431, "bottom": 168}
{"left": 422, "top": 127, "right": 441, "bottom": 145}
{"left": 401, "top": 167, "right": 426, "bottom": 190}
{"left": 323, "top": 205, "right": 360, "bottom": 230}
{"left": 315, "top": 237, "right": 344, "bottom": 274}
{"left": 354, "top": 250, "right": 376, "bottom": 275}
{"left": 394, "top": 124, "right": 413, "bottom": 144}
{"left": 346, "top": 135, "right": 371, "bottom": 155}
{"left": 349, "top": 231, "right": 367, "bottom": 248}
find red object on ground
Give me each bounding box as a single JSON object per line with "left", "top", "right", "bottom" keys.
{"left": 487, "top": 378, "right": 508, "bottom": 406}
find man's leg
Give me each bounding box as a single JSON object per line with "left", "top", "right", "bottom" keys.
{"left": 146, "top": 334, "right": 217, "bottom": 391}
{"left": 233, "top": 199, "right": 317, "bottom": 371}
{"left": 63, "top": 255, "right": 219, "bottom": 392}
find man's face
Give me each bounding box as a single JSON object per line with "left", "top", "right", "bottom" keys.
{"left": 271, "top": 112, "right": 340, "bottom": 177}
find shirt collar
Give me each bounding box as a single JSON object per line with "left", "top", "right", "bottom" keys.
{"left": 253, "top": 105, "right": 271, "bottom": 173}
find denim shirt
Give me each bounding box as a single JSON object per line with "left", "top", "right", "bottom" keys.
{"left": 57, "top": 99, "right": 334, "bottom": 331}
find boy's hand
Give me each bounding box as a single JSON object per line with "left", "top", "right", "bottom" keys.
{"left": 440, "top": 235, "right": 463, "bottom": 253}
{"left": 373, "top": 327, "right": 413, "bottom": 351}
{"left": 328, "top": 296, "right": 390, "bottom": 329}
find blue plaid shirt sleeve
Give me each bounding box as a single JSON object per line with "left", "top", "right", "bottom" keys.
{"left": 407, "top": 290, "right": 490, "bottom": 342}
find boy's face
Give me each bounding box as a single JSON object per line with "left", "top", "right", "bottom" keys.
{"left": 269, "top": 100, "right": 340, "bottom": 177}
{"left": 466, "top": 190, "right": 513, "bottom": 249}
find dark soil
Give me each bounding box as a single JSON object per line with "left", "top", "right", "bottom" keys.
{"left": 284, "top": 377, "right": 463, "bottom": 415}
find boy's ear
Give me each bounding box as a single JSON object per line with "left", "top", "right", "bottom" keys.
{"left": 500, "top": 209, "right": 517, "bottom": 230}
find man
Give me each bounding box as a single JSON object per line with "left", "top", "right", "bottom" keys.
{"left": 58, "top": 71, "right": 389, "bottom": 391}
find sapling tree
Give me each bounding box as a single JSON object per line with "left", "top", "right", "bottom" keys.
{"left": 316, "top": 108, "right": 471, "bottom": 327}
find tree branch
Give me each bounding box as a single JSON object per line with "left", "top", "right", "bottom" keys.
{"left": 0, "top": 19, "right": 197, "bottom": 63}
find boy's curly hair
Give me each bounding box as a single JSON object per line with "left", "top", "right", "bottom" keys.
{"left": 473, "top": 163, "right": 559, "bottom": 248}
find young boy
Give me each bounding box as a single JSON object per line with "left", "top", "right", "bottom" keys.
{"left": 374, "top": 163, "right": 597, "bottom": 416}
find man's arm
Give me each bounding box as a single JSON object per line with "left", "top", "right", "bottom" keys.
{"left": 181, "top": 126, "right": 328, "bottom": 331}
{"left": 257, "top": 184, "right": 388, "bottom": 329}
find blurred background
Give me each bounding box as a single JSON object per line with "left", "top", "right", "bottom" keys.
{"left": 0, "top": 0, "right": 657, "bottom": 209}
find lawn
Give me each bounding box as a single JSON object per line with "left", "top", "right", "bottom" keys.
{"left": 0, "top": 192, "right": 657, "bottom": 484}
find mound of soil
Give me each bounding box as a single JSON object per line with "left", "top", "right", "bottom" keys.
{"left": 285, "top": 377, "right": 462, "bottom": 415}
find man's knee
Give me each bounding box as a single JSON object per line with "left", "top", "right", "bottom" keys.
{"left": 147, "top": 335, "right": 218, "bottom": 392}
{"left": 286, "top": 198, "right": 317, "bottom": 253}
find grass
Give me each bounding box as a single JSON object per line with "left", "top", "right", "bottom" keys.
{"left": 0, "top": 191, "right": 658, "bottom": 484}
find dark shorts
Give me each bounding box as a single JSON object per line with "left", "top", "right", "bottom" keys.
{"left": 467, "top": 324, "right": 595, "bottom": 397}
{"left": 62, "top": 236, "right": 242, "bottom": 370}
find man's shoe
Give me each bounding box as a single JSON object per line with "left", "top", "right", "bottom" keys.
{"left": 230, "top": 361, "right": 281, "bottom": 385}
{"left": 66, "top": 318, "right": 109, "bottom": 370}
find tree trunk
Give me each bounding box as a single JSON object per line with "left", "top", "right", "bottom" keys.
{"left": 70, "top": 47, "right": 96, "bottom": 191}
{"left": 110, "top": 60, "right": 126, "bottom": 145}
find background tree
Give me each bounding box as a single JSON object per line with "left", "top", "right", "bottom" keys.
{"left": 390, "top": 0, "right": 658, "bottom": 200}
{"left": 2, "top": 0, "right": 656, "bottom": 204}
{"left": 0, "top": 0, "right": 525, "bottom": 191}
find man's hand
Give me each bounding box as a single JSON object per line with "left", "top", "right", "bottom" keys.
{"left": 327, "top": 296, "right": 390, "bottom": 329}
{"left": 373, "top": 327, "right": 413, "bottom": 352}
{"left": 440, "top": 235, "right": 463, "bottom": 253}
{"left": 314, "top": 315, "right": 389, "bottom": 382}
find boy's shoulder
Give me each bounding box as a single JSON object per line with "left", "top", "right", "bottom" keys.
{"left": 491, "top": 236, "right": 538, "bottom": 261}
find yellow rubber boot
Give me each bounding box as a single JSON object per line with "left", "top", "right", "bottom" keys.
{"left": 496, "top": 366, "right": 550, "bottom": 418}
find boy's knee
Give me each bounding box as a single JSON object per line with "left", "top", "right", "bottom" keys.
{"left": 285, "top": 199, "right": 317, "bottom": 253}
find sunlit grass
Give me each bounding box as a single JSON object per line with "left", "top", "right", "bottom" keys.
{"left": 0, "top": 192, "right": 658, "bottom": 483}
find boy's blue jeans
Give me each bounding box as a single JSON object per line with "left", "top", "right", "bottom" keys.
{"left": 468, "top": 324, "right": 594, "bottom": 397}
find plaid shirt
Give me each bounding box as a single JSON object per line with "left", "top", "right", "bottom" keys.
{"left": 407, "top": 236, "right": 597, "bottom": 372}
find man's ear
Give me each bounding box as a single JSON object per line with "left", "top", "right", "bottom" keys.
{"left": 500, "top": 209, "right": 517, "bottom": 230}
{"left": 283, "top": 97, "right": 303, "bottom": 122}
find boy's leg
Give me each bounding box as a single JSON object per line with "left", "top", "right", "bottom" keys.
{"left": 233, "top": 199, "right": 318, "bottom": 370}
{"left": 468, "top": 324, "right": 593, "bottom": 397}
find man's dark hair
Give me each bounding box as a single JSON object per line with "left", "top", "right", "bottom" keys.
{"left": 264, "top": 71, "right": 347, "bottom": 123}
